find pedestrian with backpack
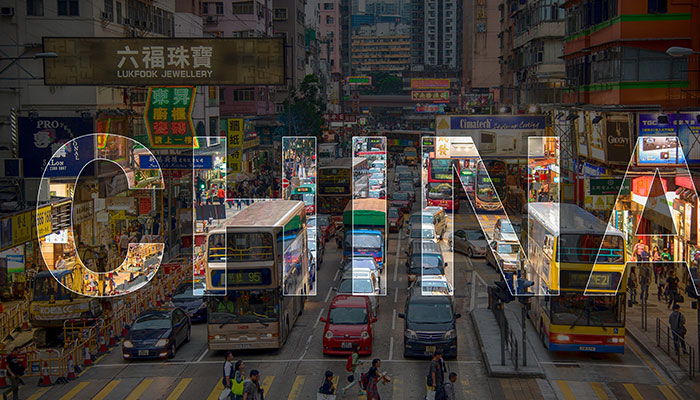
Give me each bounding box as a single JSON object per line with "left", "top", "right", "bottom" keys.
{"left": 342, "top": 344, "right": 364, "bottom": 395}
{"left": 2, "top": 348, "right": 24, "bottom": 400}
{"left": 426, "top": 350, "right": 444, "bottom": 400}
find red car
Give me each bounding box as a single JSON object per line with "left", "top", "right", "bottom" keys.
{"left": 388, "top": 207, "right": 404, "bottom": 232}
{"left": 320, "top": 295, "right": 376, "bottom": 355}
{"left": 390, "top": 192, "right": 412, "bottom": 213}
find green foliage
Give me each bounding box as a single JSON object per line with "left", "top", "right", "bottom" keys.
{"left": 359, "top": 71, "right": 403, "bottom": 95}
{"left": 281, "top": 74, "right": 327, "bottom": 137}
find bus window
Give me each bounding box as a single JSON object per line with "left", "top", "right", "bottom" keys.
{"left": 207, "top": 233, "right": 274, "bottom": 263}
{"left": 557, "top": 234, "right": 623, "bottom": 264}
{"left": 207, "top": 290, "right": 279, "bottom": 324}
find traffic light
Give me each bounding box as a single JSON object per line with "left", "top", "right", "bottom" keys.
{"left": 493, "top": 280, "right": 514, "bottom": 303}
{"left": 517, "top": 278, "right": 534, "bottom": 304}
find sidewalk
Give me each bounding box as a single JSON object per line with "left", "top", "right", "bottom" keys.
{"left": 625, "top": 279, "right": 700, "bottom": 394}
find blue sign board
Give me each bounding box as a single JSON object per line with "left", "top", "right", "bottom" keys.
{"left": 638, "top": 112, "right": 699, "bottom": 163}
{"left": 18, "top": 117, "right": 95, "bottom": 178}
{"left": 139, "top": 154, "right": 213, "bottom": 170}
{"left": 449, "top": 115, "right": 546, "bottom": 130}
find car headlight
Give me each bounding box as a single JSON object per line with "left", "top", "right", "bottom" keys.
{"left": 405, "top": 329, "right": 418, "bottom": 340}
{"left": 122, "top": 340, "right": 133, "bottom": 348}
{"left": 361, "top": 331, "right": 370, "bottom": 340}
{"left": 443, "top": 329, "right": 456, "bottom": 340}
{"left": 324, "top": 330, "right": 334, "bottom": 339}
{"left": 155, "top": 339, "right": 169, "bottom": 347}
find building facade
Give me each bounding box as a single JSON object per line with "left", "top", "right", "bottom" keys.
{"left": 351, "top": 23, "right": 410, "bottom": 74}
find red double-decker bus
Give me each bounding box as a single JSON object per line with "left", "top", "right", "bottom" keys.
{"left": 426, "top": 159, "right": 459, "bottom": 211}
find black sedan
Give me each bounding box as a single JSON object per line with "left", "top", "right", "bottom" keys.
{"left": 122, "top": 308, "right": 191, "bottom": 360}
{"left": 171, "top": 280, "right": 207, "bottom": 323}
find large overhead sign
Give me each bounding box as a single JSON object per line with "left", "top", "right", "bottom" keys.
{"left": 43, "top": 37, "right": 285, "bottom": 86}
{"left": 411, "top": 78, "right": 450, "bottom": 89}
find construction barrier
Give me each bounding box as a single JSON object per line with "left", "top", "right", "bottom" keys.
{"left": 0, "top": 300, "right": 29, "bottom": 340}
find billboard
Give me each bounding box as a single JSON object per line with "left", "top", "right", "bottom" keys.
{"left": 18, "top": 117, "right": 95, "bottom": 178}
{"left": 638, "top": 112, "right": 700, "bottom": 163}
{"left": 410, "top": 78, "right": 450, "bottom": 89}
{"left": 411, "top": 90, "right": 450, "bottom": 103}
{"left": 604, "top": 113, "right": 632, "bottom": 164}
{"left": 347, "top": 76, "right": 371, "bottom": 85}
{"left": 435, "top": 115, "right": 546, "bottom": 157}
{"left": 43, "top": 37, "right": 285, "bottom": 86}
{"left": 144, "top": 86, "right": 196, "bottom": 148}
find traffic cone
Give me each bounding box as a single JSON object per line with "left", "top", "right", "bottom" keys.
{"left": 98, "top": 334, "right": 108, "bottom": 355}
{"left": 0, "top": 357, "right": 8, "bottom": 388}
{"left": 39, "top": 362, "right": 52, "bottom": 386}
{"left": 66, "top": 356, "right": 77, "bottom": 380}
{"left": 109, "top": 327, "right": 117, "bottom": 347}
{"left": 121, "top": 318, "right": 129, "bottom": 338}
{"left": 20, "top": 312, "right": 31, "bottom": 331}
{"left": 83, "top": 344, "right": 93, "bottom": 367}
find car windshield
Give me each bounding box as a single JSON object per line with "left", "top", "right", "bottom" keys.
{"left": 407, "top": 302, "right": 453, "bottom": 324}
{"left": 410, "top": 254, "right": 442, "bottom": 267}
{"left": 466, "top": 231, "right": 485, "bottom": 241}
{"left": 400, "top": 183, "right": 413, "bottom": 191}
{"left": 329, "top": 307, "right": 368, "bottom": 325}
{"left": 411, "top": 228, "right": 435, "bottom": 239}
{"left": 499, "top": 222, "right": 515, "bottom": 233}
{"left": 369, "top": 179, "right": 383, "bottom": 187}
{"left": 392, "top": 192, "right": 409, "bottom": 201}
{"left": 389, "top": 209, "right": 400, "bottom": 218}
{"left": 173, "top": 282, "right": 205, "bottom": 298}
{"left": 399, "top": 173, "right": 412, "bottom": 180}
{"left": 338, "top": 278, "right": 373, "bottom": 294}
{"left": 132, "top": 314, "right": 171, "bottom": 330}
{"left": 345, "top": 233, "right": 382, "bottom": 252}
{"left": 497, "top": 243, "right": 518, "bottom": 254}
{"left": 410, "top": 215, "right": 433, "bottom": 225}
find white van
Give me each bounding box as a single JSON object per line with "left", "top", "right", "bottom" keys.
{"left": 409, "top": 207, "right": 447, "bottom": 240}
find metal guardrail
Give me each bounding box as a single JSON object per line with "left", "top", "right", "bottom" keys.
{"left": 655, "top": 317, "right": 695, "bottom": 378}
{"left": 488, "top": 286, "right": 519, "bottom": 370}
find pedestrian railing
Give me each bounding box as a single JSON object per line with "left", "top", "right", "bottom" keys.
{"left": 488, "top": 287, "right": 519, "bottom": 370}
{"left": 655, "top": 317, "right": 696, "bottom": 378}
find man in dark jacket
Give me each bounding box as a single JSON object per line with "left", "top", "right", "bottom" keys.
{"left": 669, "top": 304, "right": 687, "bottom": 355}
{"left": 2, "top": 348, "right": 23, "bottom": 400}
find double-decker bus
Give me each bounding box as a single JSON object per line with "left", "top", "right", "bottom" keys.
{"left": 474, "top": 159, "right": 507, "bottom": 211}
{"left": 290, "top": 184, "right": 316, "bottom": 214}
{"left": 318, "top": 158, "right": 352, "bottom": 226}
{"left": 527, "top": 203, "right": 627, "bottom": 353}
{"left": 427, "top": 158, "right": 459, "bottom": 211}
{"left": 204, "top": 200, "right": 308, "bottom": 350}
{"left": 403, "top": 147, "right": 418, "bottom": 165}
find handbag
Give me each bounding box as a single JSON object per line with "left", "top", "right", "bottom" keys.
{"left": 218, "top": 388, "right": 231, "bottom": 400}
{"left": 347, "top": 374, "right": 354, "bottom": 382}
{"left": 676, "top": 294, "right": 685, "bottom": 304}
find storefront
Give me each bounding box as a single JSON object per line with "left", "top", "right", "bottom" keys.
{"left": 630, "top": 175, "right": 676, "bottom": 255}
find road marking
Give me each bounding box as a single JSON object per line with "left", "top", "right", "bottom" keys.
{"left": 92, "top": 380, "right": 121, "bottom": 400}
{"left": 394, "top": 287, "right": 398, "bottom": 303}
{"left": 392, "top": 375, "right": 404, "bottom": 399}
{"left": 556, "top": 381, "right": 576, "bottom": 400}
{"left": 540, "top": 362, "right": 648, "bottom": 368}
{"left": 391, "top": 309, "right": 396, "bottom": 330}
{"left": 333, "top": 268, "right": 340, "bottom": 282}
{"left": 126, "top": 378, "right": 154, "bottom": 400}
{"left": 90, "top": 358, "right": 483, "bottom": 366}
{"left": 59, "top": 381, "right": 91, "bottom": 400}
{"left": 313, "top": 307, "right": 325, "bottom": 329}
{"left": 166, "top": 378, "right": 192, "bottom": 400}
{"left": 299, "top": 334, "right": 314, "bottom": 360}
{"left": 26, "top": 387, "right": 49, "bottom": 400}
{"left": 590, "top": 382, "right": 609, "bottom": 399}
{"left": 324, "top": 286, "right": 333, "bottom": 303}
{"left": 261, "top": 375, "right": 274, "bottom": 395}
{"left": 196, "top": 348, "right": 208, "bottom": 362}
{"left": 393, "top": 228, "right": 401, "bottom": 282}
{"left": 657, "top": 385, "right": 680, "bottom": 400}
{"left": 288, "top": 375, "right": 306, "bottom": 399}
{"left": 389, "top": 337, "right": 394, "bottom": 360}
{"left": 206, "top": 380, "right": 225, "bottom": 400}
{"left": 626, "top": 339, "right": 684, "bottom": 400}
{"left": 623, "top": 383, "right": 644, "bottom": 400}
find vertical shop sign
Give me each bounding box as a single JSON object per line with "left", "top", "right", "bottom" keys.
{"left": 144, "top": 86, "right": 196, "bottom": 148}
{"left": 227, "top": 119, "right": 244, "bottom": 172}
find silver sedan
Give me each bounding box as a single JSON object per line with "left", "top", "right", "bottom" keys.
{"left": 449, "top": 229, "right": 487, "bottom": 258}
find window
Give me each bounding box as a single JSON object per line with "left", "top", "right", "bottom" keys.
{"left": 215, "top": 2, "right": 224, "bottom": 14}
{"left": 219, "top": 87, "right": 226, "bottom": 103}
{"left": 103, "top": 0, "right": 113, "bottom": 20}
{"left": 233, "top": 89, "right": 255, "bottom": 101}
{"left": 27, "top": 0, "right": 44, "bottom": 16}
{"left": 273, "top": 7, "right": 287, "bottom": 20}
{"left": 116, "top": 1, "right": 122, "bottom": 23}
{"left": 202, "top": 2, "right": 209, "bottom": 14}
{"left": 648, "top": 0, "right": 667, "bottom": 14}
{"left": 209, "top": 117, "right": 218, "bottom": 136}
{"left": 297, "top": 10, "right": 304, "bottom": 23}
{"left": 232, "top": 1, "right": 254, "bottom": 14}
{"left": 323, "top": 2, "right": 333, "bottom": 10}
{"left": 58, "top": 0, "right": 79, "bottom": 16}
{"left": 326, "top": 15, "right": 334, "bottom": 24}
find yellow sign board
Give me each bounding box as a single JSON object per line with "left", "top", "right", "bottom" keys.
{"left": 36, "top": 206, "right": 52, "bottom": 238}
{"left": 227, "top": 119, "right": 244, "bottom": 172}
{"left": 12, "top": 211, "right": 32, "bottom": 246}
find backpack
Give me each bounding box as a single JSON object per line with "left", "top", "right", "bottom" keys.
{"left": 345, "top": 355, "right": 353, "bottom": 373}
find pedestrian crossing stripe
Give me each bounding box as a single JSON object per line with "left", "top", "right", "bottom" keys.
{"left": 166, "top": 378, "right": 191, "bottom": 400}
{"left": 590, "top": 382, "right": 609, "bottom": 399}
{"left": 556, "top": 380, "right": 576, "bottom": 400}
{"left": 126, "top": 378, "right": 154, "bottom": 400}
{"left": 657, "top": 385, "right": 680, "bottom": 400}
{"left": 25, "top": 387, "right": 49, "bottom": 400}
{"left": 288, "top": 375, "right": 305, "bottom": 399}
{"left": 59, "top": 381, "right": 90, "bottom": 400}
{"left": 623, "top": 383, "right": 644, "bottom": 400}
{"left": 93, "top": 379, "right": 120, "bottom": 400}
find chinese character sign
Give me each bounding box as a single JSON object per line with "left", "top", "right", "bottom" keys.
{"left": 145, "top": 86, "right": 196, "bottom": 148}
{"left": 227, "top": 119, "right": 244, "bottom": 172}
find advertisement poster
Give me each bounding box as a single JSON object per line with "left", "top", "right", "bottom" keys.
{"left": 0, "top": 245, "right": 25, "bottom": 274}
{"left": 435, "top": 115, "right": 546, "bottom": 157}
{"left": 637, "top": 136, "right": 686, "bottom": 165}
{"left": 604, "top": 114, "right": 632, "bottom": 164}
{"left": 18, "top": 117, "right": 95, "bottom": 178}
{"left": 637, "top": 112, "right": 700, "bottom": 163}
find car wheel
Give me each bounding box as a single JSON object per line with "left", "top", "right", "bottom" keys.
{"left": 467, "top": 248, "right": 474, "bottom": 258}
{"left": 169, "top": 342, "right": 176, "bottom": 358}
{"left": 185, "top": 327, "right": 191, "bottom": 343}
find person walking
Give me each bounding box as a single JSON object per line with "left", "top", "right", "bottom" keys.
{"left": 440, "top": 372, "right": 457, "bottom": 400}
{"left": 218, "top": 185, "right": 226, "bottom": 205}
{"left": 232, "top": 360, "right": 245, "bottom": 400}
{"left": 639, "top": 265, "right": 650, "bottom": 304}
{"left": 426, "top": 350, "right": 445, "bottom": 400}
{"left": 318, "top": 370, "right": 336, "bottom": 398}
{"left": 652, "top": 246, "right": 662, "bottom": 284}
{"left": 2, "top": 348, "right": 24, "bottom": 400}
{"left": 669, "top": 304, "right": 688, "bottom": 355}
{"left": 366, "top": 359, "right": 389, "bottom": 400}
{"left": 241, "top": 369, "right": 263, "bottom": 400}
{"left": 342, "top": 344, "right": 364, "bottom": 395}
{"left": 222, "top": 351, "right": 235, "bottom": 399}
{"left": 119, "top": 229, "right": 130, "bottom": 257}
{"left": 666, "top": 269, "right": 680, "bottom": 308}
{"left": 627, "top": 266, "right": 638, "bottom": 305}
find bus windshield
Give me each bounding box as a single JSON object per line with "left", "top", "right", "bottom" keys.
{"left": 207, "top": 232, "right": 274, "bottom": 263}
{"left": 476, "top": 184, "right": 499, "bottom": 203}
{"left": 207, "top": 289, "right": 279, "bottom": 324}
{"left": 428, "top": 183, "right": 452, "bottom": 199}
{"left": 557, "top": 234, "right": 624, "bottom": 264}
{"left": 290, "top": 193, "right": 314, "bottom": 206}
{"left": 550, "top": 294, "right": 624, "bottom": 327}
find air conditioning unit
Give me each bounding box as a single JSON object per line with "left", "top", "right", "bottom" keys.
{"left": 123, "top": 18, "right": 131, "bottom": 25}
{"left": 0, "top": 7, "right": 14, "bottom": 16}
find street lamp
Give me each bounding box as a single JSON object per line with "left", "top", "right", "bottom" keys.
{"left": 666, "top": 46, "right": 700, "bottom": 58}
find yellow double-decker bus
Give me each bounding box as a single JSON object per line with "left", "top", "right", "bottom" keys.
{"left": 205, "top": 200, "right": 308, "bottom": 350}
{"left": 527, "top": 203, "right": 627, "bottom": 354}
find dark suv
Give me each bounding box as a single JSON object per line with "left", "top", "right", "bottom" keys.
{"left": 398, "top": 286, "right": 460, "bottom": 358}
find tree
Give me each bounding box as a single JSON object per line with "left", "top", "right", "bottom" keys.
{"left": 359, "top": 71, "right": 403, "bottom": 95}
{"left": 280, "top": 74, "right": 327, "bottom": 137}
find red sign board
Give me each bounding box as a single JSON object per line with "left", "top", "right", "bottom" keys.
{"left": 139, "top": 198, "right": 152, "bottom": 215}
{"left": 282, "top": 178, "right": 290, "bottom": 188}
{"left": 411, "top": 79, "right": 451, "bottom": 90}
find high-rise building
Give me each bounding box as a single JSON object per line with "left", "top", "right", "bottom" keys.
{"left": 351, "top": 23, "right": 411, "bottom": 74}
{"left": 411, "top": 0, "right": 461, "bottom": 71}
{"left": 463, "top": 0, "right": 500, "bottom": 94}
{"left": 273, "top": 0, "right": 308, "bottom": 111}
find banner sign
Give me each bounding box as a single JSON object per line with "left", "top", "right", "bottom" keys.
{"left": 415, "top": 104, "right": 446, "bottom": 114}
{"left": 444, "top": 115, "right": 546, "bottom": 130}
{"left": 638, "top": 112, "right": 700, "bottom": 163}
{"left": 605, "top": 114, "right": 632, "bottom": 164}
{"left": 18, "top": 118, "right": 95, "bottom": 178}
{"left": 43, "top": 37, "right": 285, "bottom": 86}
{"left": 637, "top": 136, "right": 686, "bottom": 165}
{"left": 323, "top": 113, "right": 357, "bottom": 122}
{"left": 227, "top": 119, "right": 244, "bottom": 172}
{"left": 411, "top": 90, "right": 449, "bottom": 103}
{"left": 347, "top": 76, "right": 371, "bottom": 85}
{"left": 411, "top": 78, "right": 450, "bottom": 89}
{"left": 589, "top": 178, "right": 631, "bottom": 196}
{"left": 144, "top": 86, "right": 196, "bottom": 148}
{"left": 138, "top": 155, "right": 213, "bottom": 170}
